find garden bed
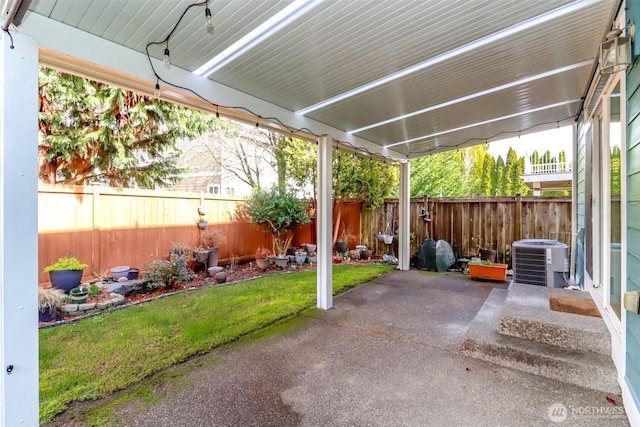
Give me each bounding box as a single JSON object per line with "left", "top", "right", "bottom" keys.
{"left": 39, "top": 256, "right": 386, "bottom": 328}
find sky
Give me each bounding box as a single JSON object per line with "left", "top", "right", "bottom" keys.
{"left": 488, "top": 125, "right": 573, "bottom": 160}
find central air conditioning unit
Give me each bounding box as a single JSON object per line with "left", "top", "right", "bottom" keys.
{"left": 512, "top": 239, "right": 569, "bottom": 288}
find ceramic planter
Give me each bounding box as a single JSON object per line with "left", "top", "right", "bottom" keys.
{"left": 194, "top": 250, "right": 210, "bottom": 263}
{"left": 69, "top": 287, "right": 89, "bottom": 304}
{"left": 256, "top": 258, "right": 270, "bottom": 271}
{"left": 214, "top": 272, "right": 227, "bottom": 284}
{"left": 207, "top": 247, "right": 219, "bottom": 267}
{"left": 49, "top": 270, "right": 83, "bottom": 293}
{"left": 468, "top": 263, "right": 507, "bottom": 281}
{"left": 208, "top": 266, "right": 223, "bottom": 277}
{"left": 305, "top": 243, "right": 317, "bottom": 254}
{"left": 127, "top": 268, "right": 139, "bottom": 280}
{"left": 335, "top": 241, "right": 348, "bottom": 254}
{"left": 295, "top": 252, "right": 307, "bottom": 265}
{"left": 361, "top": 249, "right": 373, "bottom": 259}
{"left": 479, "top": 249, "right": 497, "bottom": 262}
{"left": 111, "top": 266, "right": 130, "bottom": 280}
{"left": 275, "top": 256, "right": 289, "bottom": 269}
{"left": 38, "top": 306, "right": 56, "bottom": 322}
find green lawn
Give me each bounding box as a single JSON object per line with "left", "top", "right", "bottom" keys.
{"left": 39, "top": 264, "right": 392, "bottom": 423}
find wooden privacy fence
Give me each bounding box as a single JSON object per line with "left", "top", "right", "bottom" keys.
{"left": 37, "top": 185, "right": 362, "bottom": 283}
{"left": 361, "top": 195, "right": 572, "bottom": 261}
{"left": 38, "top": 185, "right": 275, "bottom": 283}
{"left": 38, "top": 185, "right": 571, "bottom": 282}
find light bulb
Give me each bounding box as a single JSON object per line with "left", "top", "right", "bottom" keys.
{"left": 163, "top": 47, "right": 170, "bottom": 64}
{"left": 205, "top": 8, "right": 213, "bottom": 29}
{"left": 154, "top": 82, "right": 161, "bottom": 98}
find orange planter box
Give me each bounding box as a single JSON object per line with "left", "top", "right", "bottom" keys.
{"left": 468, "top": 263, "right": 508, "bottom": 281}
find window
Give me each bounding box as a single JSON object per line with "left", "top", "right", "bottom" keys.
{"left": 225, "top": 187, "right": 235, "bottom": 196}
{"left": 207, "top": 184, "right": 219, "bottom": 194}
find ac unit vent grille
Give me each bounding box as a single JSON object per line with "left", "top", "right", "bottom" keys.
{"left": 512, "top": 239, "right": 569, "bottom": 288}
{"left": 513, "top": 246, "right": 547, "bottom": 285}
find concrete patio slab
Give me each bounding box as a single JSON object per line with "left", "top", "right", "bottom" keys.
{"left": 110, "top": 270, "right": 628, "bottom": 427}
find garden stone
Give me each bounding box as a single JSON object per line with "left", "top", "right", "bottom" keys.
{"left": 85, "top": 309, "right": 102, "bottom": 316}
{"left": 78, "top": 302, "right": 96, "bottom": 311}
{"left": 109, "top": 293, "right": 125, "bottom": 306}
{"left": 59, "top": 304, "right": 78, "bottom": 313}
{"left": 110, "top": 279, "right": 147, "bottom": 296}
{"left": 96, "top": 301, "right": 113, "bottom": 310}
{"left": 67, "top": 311, "right": 84, "bottom": 318}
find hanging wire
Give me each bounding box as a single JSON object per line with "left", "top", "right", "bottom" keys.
{"left": 143, "top": 0, "right": 575, "bottom": 165}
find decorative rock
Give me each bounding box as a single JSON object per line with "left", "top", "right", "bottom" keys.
{"left": 96, "top": 300, "right": 114, "bottom": 310}
{"left": 107, "top": 279, "right": 146, "bottom": 296}
{"left": 109, "top": 293, "right": 125, "bottom": 306}
{"left": 59, "top": 304, "right": 79, "bottom": 312}
{"left": 435, "top": 239, "right": 456, "bottom": 272}
{"left": 85, "top": 309, "right": 102, "bottom": 316}
{"left": 78, "top": 302, "right": 96, "bottom": 311}
{"left": 67, "top": 311, "right": 85, "bottom": 318}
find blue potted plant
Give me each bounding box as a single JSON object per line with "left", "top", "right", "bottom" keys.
{"left": 43, "top": 256, "right": 88, "bottom": 293}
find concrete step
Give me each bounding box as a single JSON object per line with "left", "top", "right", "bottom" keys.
{"left": 499, "top": 283, "right": 611, "bottom": 356}
{"left": 461, "top": 289, "right": 620, "bottom": 395}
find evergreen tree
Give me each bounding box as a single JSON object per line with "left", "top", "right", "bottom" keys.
{"left": 410, "top": 150, "right": 469, "bottom": 197}
{"left": 481, "top": 153, "right": 495, "bottom": 196}
{"left": 504, "top": 148, "right": 519, "bottom": 195}
{"left": 38, "top": 67, "right": 217, "bottom": 188}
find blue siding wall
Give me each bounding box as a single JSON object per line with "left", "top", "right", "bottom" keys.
{"left": 627, "top": 0, "right": 640, "bottom": 408}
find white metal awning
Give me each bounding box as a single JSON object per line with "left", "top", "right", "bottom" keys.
{"left": 10, "top": 0, "right": 619, "bottom": 160}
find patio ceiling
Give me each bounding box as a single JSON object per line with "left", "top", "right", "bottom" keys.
{"left": 15, "top": 0, "right": 619, "bottom": 159}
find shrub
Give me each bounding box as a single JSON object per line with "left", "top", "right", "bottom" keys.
{"left": 38, "top": 287, "right": 62, "bottom": 309}
{"left": 142, "top": 252, "right": 195, "bottom": 290}
{"left": 43, "top": 256, "right": 88, "bottom": 273}
{"left": 201, "top": 229, "right": 227, "bottom": 248}
{"left": 236, "top": 186, "right": 310, "bottom": 256}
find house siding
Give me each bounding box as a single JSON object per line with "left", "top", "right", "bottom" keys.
{"left": 576, "top": 120, "right": 587, "bottom": 234}
{"left": 626, "top": 0, "right": 640, "bottom": 408}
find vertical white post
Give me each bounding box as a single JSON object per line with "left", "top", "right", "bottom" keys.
{"left": 398, "top": 161, "right": 411, "bottom": 270}
{"left": 317, "top": 136, "right": 333, "bottom": 309}
{"left": 0, "top": 31, "right": 40, "bottom": 425}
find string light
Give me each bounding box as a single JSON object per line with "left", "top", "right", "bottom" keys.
{"left": 144, "top": 0, "right": 400, "bottom": 166}
{"left": 205, "top": 5, "right": 213, "bottom": 30}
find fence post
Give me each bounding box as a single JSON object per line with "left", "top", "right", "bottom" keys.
{"left": 514, "top": 193, "right": 522, "bottom": 242}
